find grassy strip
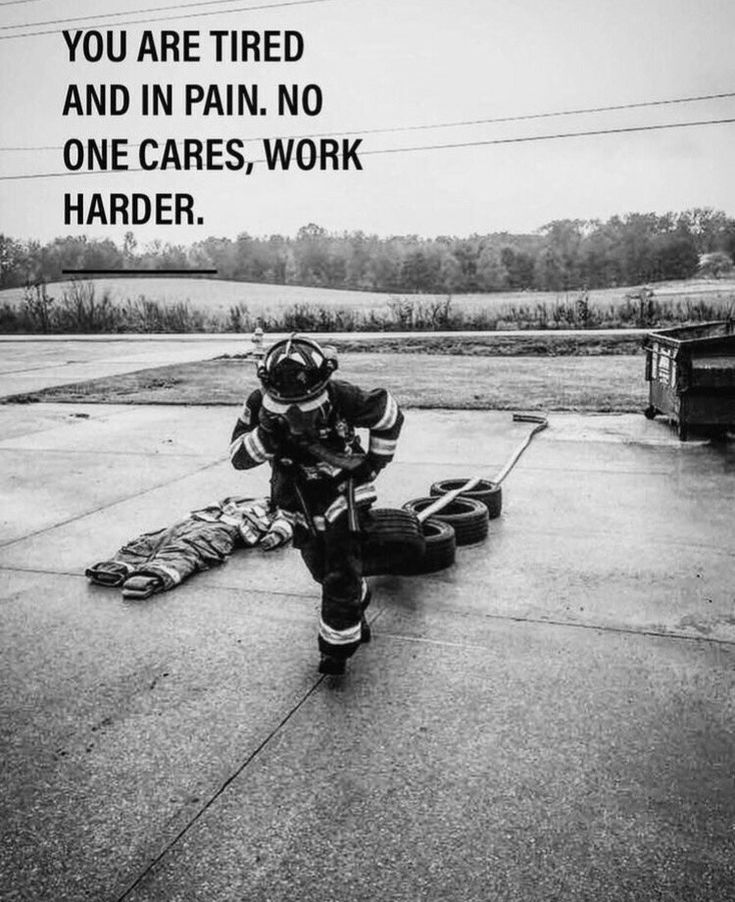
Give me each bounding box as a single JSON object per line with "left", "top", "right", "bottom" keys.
{"left": 228, "top": 333, "right": 646, "bottom": 357}
{"left": 4, "top": 353, "right": 649, "bottom": 412}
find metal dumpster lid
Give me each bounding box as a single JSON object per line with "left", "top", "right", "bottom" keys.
{"left": 645, "top": 320, "right": 735, "bottom": 348}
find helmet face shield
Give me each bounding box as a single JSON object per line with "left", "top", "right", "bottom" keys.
{"left": 261, "top": 390, "right": 332, "bottom": 437}
{"left": 257, "top": 335, "right": 337, "bottom": 403}
{"left": 268, "top": 355, "right": 321, "bottom": 402}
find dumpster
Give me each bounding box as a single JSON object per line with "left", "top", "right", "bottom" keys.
{"left": 643, "top": 320, "right": 735, "bottom": 440}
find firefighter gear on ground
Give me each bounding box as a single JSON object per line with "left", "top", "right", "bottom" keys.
{"left": 86, "top": 497, "right": 292, "bottom": 599}
{"left": 231, "top": 345, "right": 403, "bottom": 666}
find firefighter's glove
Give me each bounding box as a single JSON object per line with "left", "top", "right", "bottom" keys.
{"left": 260, "top": 515, "right": 293, "bottom": 550}
{"left": 260, "top": 532, "right": 283, "bottom": 551}
{"left": 259, "top": 411, "right": 298, "bottom": 463}
{"left": 259, "top": 410, "right": 291, "bottom": 445}
{"left": 352, "top": 455, "right": 383, "bottom": 484}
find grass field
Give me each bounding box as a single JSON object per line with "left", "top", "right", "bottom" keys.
{"left": 318, "top": 333, "right": 644, "bottom": 356}
{"left": 0, "top": 278, "right": 383, "bottom": 313}
{"left": 2, "top": 276, "right": 734, "bottom": 318}
{"left": 8, "top": 353, "right": 648, "bottom": 412}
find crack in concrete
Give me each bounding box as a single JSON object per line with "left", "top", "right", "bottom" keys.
{"left": 381, "top": 616, "right": 735, "bottom": 648}
{"left": 0, "top": 458, "right": 225, "bottom": 550}
{"left": 113, "top": 677, "right": 326, "bottom": 902}
{"left": 98, "top": 612, "right": 382, "bottom": 885}
{"left": 0, "top": 563, "right": 317, "bottom": 597}
{"left": 461, "top": 528, "right": 735, "bottom": 556}
{"left": 0, "top": 363, "right": 72, "bottom": 376}
{"left": 0, "top": 446, "right": 215, "bottom": 459}
{"left": 3, "top": 564, "right": 731, "bottom": 649}
{"left": 0, "top": 564, "right": 86, "bottom": 579}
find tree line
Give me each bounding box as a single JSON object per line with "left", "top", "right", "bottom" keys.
{"left": 2, "top": 208, "right": 734, "bottom": 294}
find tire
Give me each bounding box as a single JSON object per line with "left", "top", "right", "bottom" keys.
{"left": 429, "top": 478, "right": 502, "bottom": 520}
{"left": 398, "top": 518, "right": 456, "bottom": 575}
{"left": 708, "top": 425, "right": 729, "bottom": 442}
{"left": 362, "top": 507, "right": 425, "bottom": 576}
{"left": 643, "top": 405, "right": 657, "bottom": 420}
{"left": 402, "top": 496, "right": 489, "bottom": 546}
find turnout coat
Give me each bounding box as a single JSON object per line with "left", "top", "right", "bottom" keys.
{"left": 229, "top": 379, "right": 404, "bottom": 527}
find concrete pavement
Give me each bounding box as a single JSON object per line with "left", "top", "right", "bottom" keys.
{"left": 0, "top": 336, "right": 253, "bottom": 397}
{"left": 1, "top": 398, "right": 734, "bottom": 902}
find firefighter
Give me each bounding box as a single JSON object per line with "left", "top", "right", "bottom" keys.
{"left": 229, "top": 334, "right": 403, "bottom": 675}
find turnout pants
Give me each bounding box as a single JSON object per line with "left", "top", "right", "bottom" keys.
{"left": 271, "top": 467, "right": 375, "bottom": 660}
{"left": 299, "top": 514, "right": 367, "bottom": 660}
{"left": 86, "top": 519, "right": 238, "bottom": 593}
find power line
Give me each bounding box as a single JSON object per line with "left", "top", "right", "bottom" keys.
{"left": 1, "top": 90, "right": 733, "bottom": 152}
{"left": 312, "top": 91, "right": 735, "bottom": 138}
{"left": 1, "top": 116, "right": 733, "bottom": 180}
{"left": 0, "top": 0, "right": 46, "bottom": 6}
{"left": 0, "top": 0, "right": 332, "bottom": 38}
{"left": 0, "top": 0, "right": 292, "bottom": 30}
{"left": 357, "top": 117, "right": 735, "bottom": 158}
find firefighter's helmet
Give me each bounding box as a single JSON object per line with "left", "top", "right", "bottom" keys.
{"left": 257, "top": 334, "right": 338, "bottom": 403}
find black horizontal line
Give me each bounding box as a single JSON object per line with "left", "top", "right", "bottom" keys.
{"left": 61, "top": 269, "right": 218, "bottom": 275}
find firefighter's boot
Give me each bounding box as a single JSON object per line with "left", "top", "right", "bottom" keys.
{"left": 318, "top": 653, "right": 346, "bottom": 675}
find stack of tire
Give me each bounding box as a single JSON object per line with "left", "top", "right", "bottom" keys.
{"left": 363, "top": 478, "right": 500, "bottom": 577}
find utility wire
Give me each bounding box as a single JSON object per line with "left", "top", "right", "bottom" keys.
{"left": 0, "top": 0, "right": 45, "bottom": 6}
{"left": 1, "top": 90, "right": 733, "bottom": 152}
{"left": 1, "top": 116, "right": 733, "bottom": 180}
{"left": 356, "top": 117, "right": 735, "bottom": 158}
{"left": 0, "top": 0, "right": 332, "bottom": 38}
{"left": 302, "top": 91, "right": 735, "bottom": 139}
{"left": 0, "top": 0, "right": 294, "bottom": 30}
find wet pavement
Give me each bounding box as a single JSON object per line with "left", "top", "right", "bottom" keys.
{"left": 1, "top": 339, "right": 734, "bottom": 901}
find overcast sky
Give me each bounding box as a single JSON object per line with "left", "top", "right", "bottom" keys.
{"left": 1, "top": 0, "right": 734, "bottom": 245}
